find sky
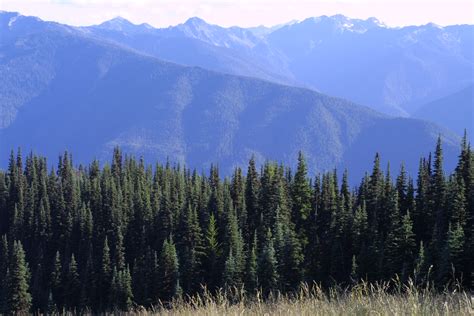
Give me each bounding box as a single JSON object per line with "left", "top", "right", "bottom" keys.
{"left": 0, "top": 0, "right": 473, "bottom": 28}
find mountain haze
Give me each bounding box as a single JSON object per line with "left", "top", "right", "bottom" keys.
{"left": 413, "top": 85, "right": 473, "bottom": 136}
{"left": 81, "top": 16, "right": 296, "bottom": 87}
{"left": 81, "top": 13, "right": 474, "bottom": 117}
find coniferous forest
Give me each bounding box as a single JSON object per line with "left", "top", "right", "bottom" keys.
{"left": 0, "top": 135, "right": 472, "bottom": 314}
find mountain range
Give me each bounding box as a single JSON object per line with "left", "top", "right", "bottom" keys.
{"left": 413, "top": 84, "right": 473, "bottom": 136}
{"left": 0, "top": 11, "right": 468, "bottom": 180}
{"left": 80, "top": 14, "right": 474, "bottom": 118}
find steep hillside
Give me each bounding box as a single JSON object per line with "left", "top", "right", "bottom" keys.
{"left": 413, "top": 85, "right": 473, "bottom": 136}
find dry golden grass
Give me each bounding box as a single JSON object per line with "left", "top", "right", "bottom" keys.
{"left": 136, "top": 281, "right": 474, "bottom": 316}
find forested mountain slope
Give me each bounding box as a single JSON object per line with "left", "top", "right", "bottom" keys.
{"left": 0, "top": 12, "right": 460, "bottom": 180}
{"left": 413, "top": 85, "right": 473, "bottom": 136}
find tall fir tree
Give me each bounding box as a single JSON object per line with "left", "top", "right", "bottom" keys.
{"left": 258, "top": 229, "right": 279, "bottom": 296}
{"left": 110, "top": 266, "right": 133, "bottom": 311}
{"left": 203, "top": 214, "right": 221, "bottom": 291}
{"left": 291, "top": 152, "right": 312, "bottom": 248}
{"left": 64, "top": 254, "right": 81, "bottom": 310}
{"left": 245, "top": 157, "right": 260, "bottom": 244}
{"left": 438, "top": 223, "right": 465, "bottom": 284}
{"left": 50, "top": 251, "right": 63, "bottom": 310}
{"left": 159, "top": 238, "right": 180, "bottom": 302}
{"left": 7, "top": 240, "right": 32, "bottom": 314}
{"left": 245, "top": 233, "right": 258, "bottom": 293}
{"left": 0, "top": 236, "right": 9, "bottom": 314}
{"left": 430, "top": 137, "right": 448, "bottom": 278}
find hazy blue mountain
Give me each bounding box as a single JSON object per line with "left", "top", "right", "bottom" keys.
{"left": 413, "top": 85, "right": 473, "bottom": 136}
{"left": 96, "top": 16, "right": 154, "bottom": 33}
{"left": 79, "top": 14, "right": 473, "bottom": 118}
{"left": 265, "top": 16, "right": 474, "bottom": 116}
{"left": 247, "top": 21, "right": 299, "bottom": 38}
{"left": 0, "top": 12, "right": 76, "bottom": 129}
{"left": 0, "top": 12, "right": 460, "bottom": 181}
{"left": 81, "top": 16, "right": 296, "bottom": 86}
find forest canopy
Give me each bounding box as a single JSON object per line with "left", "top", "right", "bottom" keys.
{"left": 0, "top": 134, "right": 472, "bottom": 313}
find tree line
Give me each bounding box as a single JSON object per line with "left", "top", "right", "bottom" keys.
{"left": 0, "top": 135, "right": 472, "bottom": 313}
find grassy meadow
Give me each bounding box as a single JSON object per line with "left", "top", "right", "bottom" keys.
{"left": 130, "top": 281, "right": 473, "bottom": 316}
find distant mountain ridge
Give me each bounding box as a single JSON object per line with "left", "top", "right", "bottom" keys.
{"left": 78, "top": 15, "right": 296, "bottom": 87}
{"left": 0, "top": 11, "right": 463, "bottom": 180}
{"left": 413, "top": 85, "right": 473, "bottom": 135}
{"left": 3, "top": 11, "right": 472, "bottom": 119}
{"left": 76, "top": 13, "right": 473, "bottom": 117}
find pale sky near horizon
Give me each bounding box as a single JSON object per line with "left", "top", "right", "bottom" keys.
{"left": 0, "top": 0, "right": 473, "bottom": 28}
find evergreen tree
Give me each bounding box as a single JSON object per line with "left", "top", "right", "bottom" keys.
{"left": 386, "top": 210, "right": 416, "bottom": 281}
{"left": 0, "top": 174, "right": 8, "bottom": 236}
{"left": 317, "top": 173, "right": 338, "bottom": 283}
{"left": 7, "top": 241, "right": 32, "bottom": 314}
{"left": 245, "top": 233, "right": 258, "bottom": 293}
{"left": 0, "top": 236, "right": 9, "bottom": 314}
{"left": 111, "top": 266, "right": 133, "bottom": 311}
{"left": 223, "top": 250, "right": 237, "bottom": 289}
{"left": 350, "top": 255, "right": 359, "bottom": 283}
{"left": 291, "top": 152, "right": 312, "bottom": 248}
{"left": 222, "top": 195, "right": 245, "bottom": 288}
{"left": 274, "top": 207, "right": 303, "bottom": 290}
{"left": 439, "top": 223, "right": 465, "bottom": 284}
{"left": 305, "top": 175, "right": 321, "bottom": 283}
{"left": 245, "top": 157, "right": 260, "bottom": 244}
{"left": 98, "top": 237, "right": 112, "bottom": 310}
{"left": 430, "top": 137, "right": 447, "bottom": 275}
{"left": 464, "top": 143, "right": 474, "bottom": 288}
{"left": 159, "top": 238, "right": 180, "bottom": 302}
{"left": 177, "top": 204, "right": 203, "bottom": 294}
{"left": 399, "top": 213, "right": 416, "bottom": 280}
{"left": 50, "top": 251, "right": 63, "bottom": 310}
{"left": 258, "top": 229, "right": 279, "bottom": 296}
{"left": 31, "top": 262, "right": 48, "bottom": 313}
{"left": 447, "top": 176, "right": 467, "bottom": 227}
{"left": 414, "top": 241, "right": 428, "bottom": 285}
{"left": 64, "top": 254, "right": 81, "bottom": 310}
{"left": 231, "top": 167, "right": 247, "bottom": 239}
{"left": 414, "top": 158, "right": 432, "bottom": 243}
{"left": 203, "top": 214, "right": 221, "bottom": 291}
{"left": 352, "top": 202, "right": 370, "bottom": 279}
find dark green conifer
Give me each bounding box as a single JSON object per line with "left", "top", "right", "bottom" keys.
{"left": 7, "top": 241, "right": 32, "bottom": 314}
{"left": 99, "top": 237, "right": 112, "bottom": 310}
{"left": 291, "top": 152, "right": 312, "bottom": 247}
{"left": 203, "top": 214, "right": 221, "bottom": 291}
{"left": 177, "top": 204, "right": 203, "bottom": 294}
{"left": 439, "top": 223, "right": 465, "bottom": 284}
{"left": 50, "top": 251, "right": 63, "bottom": 309}
{"left": 111, "top": 266, "right": 133, "bottom": 311}
{"left": 159, "top": 238, "right": 180, "bottom": 302}
{"left": 65, "top": 254, "right": 81, "bottom": 310}
{"left": 245, "top": 157, "right": 260, "bottom": 244}
{"left": 245, "top": 233, "right": 258, "bottom": 293}
{"left": 258, "top": 229, "right": 279, "bottom": 296}
{"left": 0, "top": 236, "right": 9, "bottom": 314}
